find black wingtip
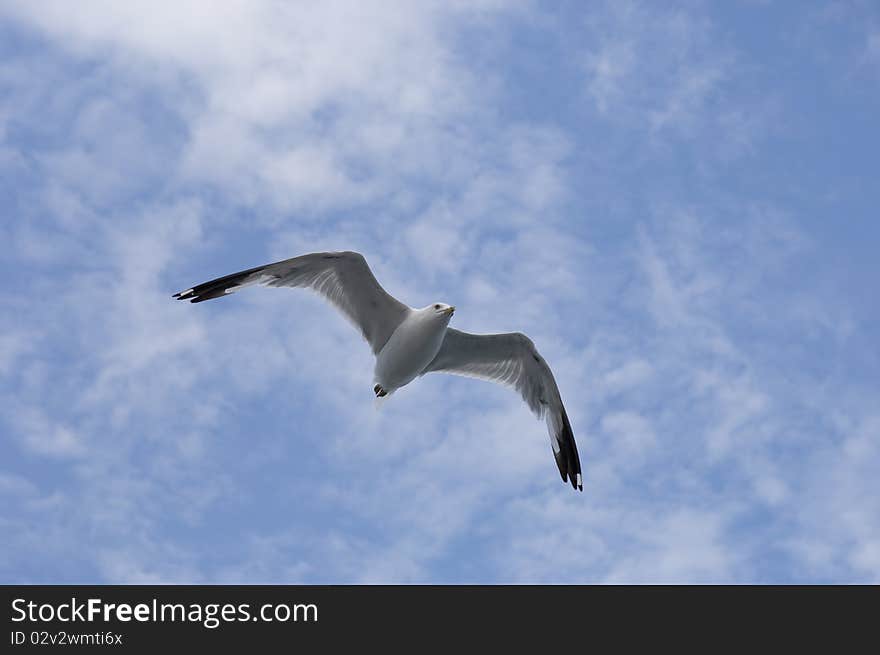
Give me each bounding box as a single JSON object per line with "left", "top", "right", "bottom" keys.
{"left": 171, "top": 263, "right": 270, "bottom": 305}
{"left": 554, "top": 407, "right": 583, "bottom": 493}
{"left": 172, "top": 286, "right": 224, "bottom": 302}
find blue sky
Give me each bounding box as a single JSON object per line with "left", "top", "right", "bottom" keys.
{"left": 1, "top": 1, "right": 878, "bottom": 583}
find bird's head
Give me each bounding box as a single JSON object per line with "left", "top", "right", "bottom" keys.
{"left": 427, "top": 302, "right": 455, "bottom": 320}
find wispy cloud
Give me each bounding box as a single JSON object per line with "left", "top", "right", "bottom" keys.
{"left": 582, "top": 3, "right": 729, "bottom": 133}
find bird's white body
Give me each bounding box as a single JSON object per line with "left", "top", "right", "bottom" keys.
{"left": 374, "top": 306, "right": 452, "bottom": 392}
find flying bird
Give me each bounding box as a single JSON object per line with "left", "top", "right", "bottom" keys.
{"left": 173, "top": 251, "right": 582, "bottom": 491}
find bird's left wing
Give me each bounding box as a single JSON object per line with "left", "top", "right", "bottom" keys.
{"left": 422, "top": 328, "right": 582, "bottom": 490}
{"left": 173, "top": 251, "right": 410, "bottom": 355}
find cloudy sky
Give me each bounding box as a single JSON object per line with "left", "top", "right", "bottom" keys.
{"left": 1, "top": 1, "right": 878, "bottom": 583}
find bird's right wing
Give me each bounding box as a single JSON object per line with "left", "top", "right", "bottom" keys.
{"left": 423, "top": 328, "right": 582, "bottom": 491}
{"left": 174, "top": 251, "right": 410, "bottom": 355}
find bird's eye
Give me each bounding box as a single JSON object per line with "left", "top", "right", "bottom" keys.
{"left": 434, "top": 304, "right": 441, "bottom": 309}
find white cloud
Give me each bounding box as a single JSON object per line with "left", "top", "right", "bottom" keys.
{"left": 601, "top": 359, "right": 653, "bottom": 393}
{"left": 8, "top": 408, "right": 84, "bottom": 458}
{"left": 1, "top": 0, "right": 507, "bottom": 214}
{"left": 605, "top": 509, "right": 735, "bottom": 583}
{"left": 577, "top": 0, "right": 777, "bottom": 162}
{"left": 601, "top": 411, "right": 656, "bottom": 459}
{"left": 583, "top": 4, "right": 728, "bottom": 130}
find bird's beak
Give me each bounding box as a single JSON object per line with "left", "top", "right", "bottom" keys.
{"left": 444, "top": 306, "right": 456, "bottom": 316}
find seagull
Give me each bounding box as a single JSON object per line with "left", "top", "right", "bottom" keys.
{"left": 173, "top": 251, "right": 582, "bottom": 491}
